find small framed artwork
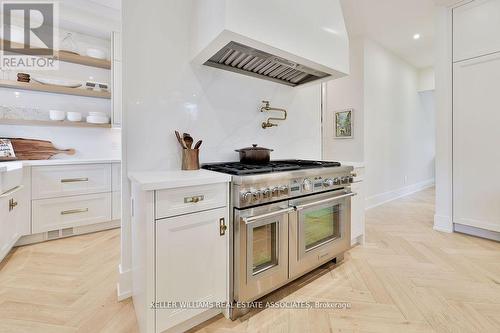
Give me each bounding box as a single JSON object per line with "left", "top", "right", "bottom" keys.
{"left": 0, "top": 138, "right": 16, "bottom": 161}
{"left": 334, "top": 109, "right": 353, "bottom": 139}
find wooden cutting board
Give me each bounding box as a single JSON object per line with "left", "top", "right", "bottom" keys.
{"left": 3, "top": 138, "right": 76, "bottom": 160}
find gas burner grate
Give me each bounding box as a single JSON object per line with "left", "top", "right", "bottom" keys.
{"left": 202, "top": 160, "right": 341, "bottom": 176}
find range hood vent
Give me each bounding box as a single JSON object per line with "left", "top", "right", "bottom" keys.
{"left": 204, "top": 41, "right": 331, "bottom": 87}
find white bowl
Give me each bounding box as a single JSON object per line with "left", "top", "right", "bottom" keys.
{"left": 88, "top": 111, "right": 106, "bottom": 117}
{"left": 86, "top": 115, "right": 109, "bottom": 124}
{"left": 49, "top": 110, "right": 66, "bottom": 121}
{"left": 86, "top": 48, "right": 107, "bottom": 60}
{"left": 67, "top": 112, "right": 82, "bottom": 122}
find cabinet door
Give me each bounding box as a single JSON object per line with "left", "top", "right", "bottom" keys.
{"left": 0, "top": 185, "right": 26, "bottom": 261}
{"left": 350, "top": 180, "right": 365, "bottom": 244}
{"left": 453, "top": 0, "right": 500, "bottom": 62}
{"left": 155, "top": 207, "right": 228, "bottom": 332}
{"left": 453, "top": 53, "right": 500, "bottom": 232}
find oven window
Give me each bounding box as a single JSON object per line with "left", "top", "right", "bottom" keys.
{"left": 252, "top": 222, "right": 278, "bottom": 274}
{"left": 304, "top": 205, "right": 340, "bottom": 251}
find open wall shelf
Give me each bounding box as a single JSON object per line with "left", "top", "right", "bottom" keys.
{"left": 0, "top": 80, "right": 111, "bottom": 99}
{"left": 0, "top": 118, "right": 112, "bottom": 128}
{"left": 0, "top": 39, "right": 111, "bottom": 69}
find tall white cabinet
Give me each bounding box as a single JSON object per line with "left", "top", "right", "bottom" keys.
{"left": 452, "top": 0, "right": 500, "bottom": 239}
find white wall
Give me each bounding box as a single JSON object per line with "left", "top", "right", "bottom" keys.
{"left": 120, "top": 0, "right": 323, "bottom": 295}
{"left": 418, "top": 67, "right": 436, "bottom": 92}
{"left": 323, "top": 38, "right": 364, "bottom": 162}
{"left": 364, "top": 40, "right": 435, "bottom": 207}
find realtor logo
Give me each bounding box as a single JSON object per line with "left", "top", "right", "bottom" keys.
{"left": 1, "top": 1, "right": 59, "bottom": 70}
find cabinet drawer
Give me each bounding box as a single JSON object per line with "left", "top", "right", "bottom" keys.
{"left": 32, "top": 193, "right": 112, "bottom": 233}
{"left": 155, "top": 183, "right": 227, "bottom": 219}
{"left": 32, "top": 164, "right": 112, "bottom": 199}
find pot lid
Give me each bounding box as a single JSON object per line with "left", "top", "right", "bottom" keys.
{"left": 235, "top": 144, "right": 274, "bottom": 152}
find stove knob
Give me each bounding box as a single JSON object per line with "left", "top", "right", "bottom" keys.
{"left": 252, "top": 191, "right": 261, "bottom": 202}
{"left": 323, "top": 179, "right": 334, "bottom": 187}
{"left": 302, "top": 179, "right": 313, "bottom": 192}
{"left": 262, "top": 188, "right": 272, "bottom": 199}
{"left": 271, "top": 187, "right": 280, "bottom": 197}
{"left": 333, "top": 178, "right": 341, "bottom": 185}
{"left": 342, "top": 176, "right": 350, "bottom": 184}
{"left": 279, "top": 185, "right": 289, "bottom": 196}
{"left": 242, "top": 191, "right": 252, "bottom": 203}
{"left": 349, "top": 176, "right": 354, "bottom": 183}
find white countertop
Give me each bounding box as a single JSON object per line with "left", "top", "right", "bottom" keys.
{"left": 339, "top": 161, "right": 365, "bottom": 168}
{"left": 0, "top": 158, "right": 120, "bottom": 169}
{"left": 129, "top": 169, "right": 231, "bottom": 191}
{"left": 0, "top": 161, "right": 23, "bottom": 173}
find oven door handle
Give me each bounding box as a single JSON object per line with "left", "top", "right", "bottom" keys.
{"left": 243, "top": 207, "right": 295, "bottom": 225}
{"left": 295, "top": 192, "right": 357, "bottom": 211}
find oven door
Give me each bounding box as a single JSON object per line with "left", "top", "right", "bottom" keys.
{"left": 289, "top": 189, "right": 355, "bottom": 279}
{"left": 233, "top": 203, "right": 293, "bottom": 302}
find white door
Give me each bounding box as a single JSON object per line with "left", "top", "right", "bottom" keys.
{"left": 453, "top": 0, "right": 500, "bottom": 62}
{"left": 453, "top": 52, "right": 500, "bottom": 232}
{"left": 155, "top": 207, "right": 228, "bottom": 332}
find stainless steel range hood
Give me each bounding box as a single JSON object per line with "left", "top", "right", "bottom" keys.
{"left": 204, "top": 41, "right": 331, "bottom": 87}
{"left": 192, "top": 0, "right": 349, "bottom": 87}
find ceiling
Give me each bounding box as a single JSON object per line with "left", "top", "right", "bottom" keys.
{"left": 340, "top": 0, "right": 438, "bottom": 68}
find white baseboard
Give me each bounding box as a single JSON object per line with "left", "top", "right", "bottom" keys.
{"left": 365, "top": 179, "right": 435, "bottom": 210}
{"left": 433, "top": 214, "right": 453, "bottom": 233}
{"left": 117, "top": 263, "right": 132, "bottom": 301}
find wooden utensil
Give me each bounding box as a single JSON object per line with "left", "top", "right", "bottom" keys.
{"left": 183, "top": 133, "right": 193, "bottom": 149}
{"left": 175, "top": 131, "right": 187, "bottom": 149}
{"left": 194, "top": 140, "right": 202, "bottom": 149}
{"left": 4, "top": 138, "right": 75, "bottom": 160}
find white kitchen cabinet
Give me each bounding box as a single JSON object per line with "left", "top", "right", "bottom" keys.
{"left": 453, "top": 0, "right": 500, "bottom": 62}
{"left": 32, "top": 164, "right": 111, "bottom": 200}
{"left": 32, "top": 192, "right": 112, "bottom": 233}
{"left": 350, "top": 166, "right": 365, "bottom": 245}
{"left": 0, "top": 184, "right": 27, "bottom": 261}
{"left": 130, "top": 170, "right": 231, "bottom": 333}
{"left": 453, "top": 52, "right": 500, "bottom": 233}
{"left": 156, "top": 208, "right": 228, "bottom": 333}
{"left": 112, "top": 163, "right": 121, "bottom": 220}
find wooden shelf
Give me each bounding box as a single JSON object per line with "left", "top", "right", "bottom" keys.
{"left": 0, "top": 39, "right": 111, "bottom": 69}
{"left": 0, "top": 118, "right": 111, "bottom": 128}
{"left": 0, "top": 80, "right": 111, "bottom": 99}
{"left": 56, "top": 51, "right": 111, "bottom": 69}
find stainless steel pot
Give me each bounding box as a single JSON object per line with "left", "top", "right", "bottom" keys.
{"left": 235, "top": 144, "right": 273, "bottom": 164}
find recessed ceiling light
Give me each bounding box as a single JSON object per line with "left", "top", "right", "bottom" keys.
{"left": 413, "top": 33, "right": 421, "bottom": 40}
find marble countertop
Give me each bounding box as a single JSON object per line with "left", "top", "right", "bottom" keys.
{"left": 129, "top": 169, "right": 232, "bottom": 191}
{"left": 0, "top": 161, "right": 23, "bottom": 173}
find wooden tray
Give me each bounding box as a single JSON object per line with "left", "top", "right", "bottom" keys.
{"left": 2, "top": 138, "right": 76, "bottom": 160}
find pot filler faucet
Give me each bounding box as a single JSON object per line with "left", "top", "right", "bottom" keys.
{"left": 261, "top": 100, "right": 287, "bottom": 129}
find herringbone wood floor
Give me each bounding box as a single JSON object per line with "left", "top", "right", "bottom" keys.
{"left": 1, "top": 188, "right": 500, "bottom": 332}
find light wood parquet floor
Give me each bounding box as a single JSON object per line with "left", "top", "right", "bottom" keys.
{"left": 1, "top": 188, "right": 500, "bottom": 332}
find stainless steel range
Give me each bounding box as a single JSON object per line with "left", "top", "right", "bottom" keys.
{"left": 202, "top": 160, "right": 355, "bottom": 319}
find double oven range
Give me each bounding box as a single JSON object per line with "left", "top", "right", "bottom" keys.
{"left": 202, "top": 160, "right": 355, "bottom": 319}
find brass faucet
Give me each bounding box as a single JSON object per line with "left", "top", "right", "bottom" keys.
{"left": 260, "top": 101, "right": 287, "bottom": 129}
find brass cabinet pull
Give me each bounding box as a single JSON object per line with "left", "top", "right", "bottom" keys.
{"left": 8, "top": 199, "right": 17, "bottom": 212}
{"left": 61, "top": 178, "right": 89, "bottom": 183}
{"left": 61, "top": 208, "right": 89, "bottom": 215}
{"left": 219, "top": 217, "right": 227, "bottom": 236}
{"left": 184, "top": 195, "right": 204, "bottom": 204}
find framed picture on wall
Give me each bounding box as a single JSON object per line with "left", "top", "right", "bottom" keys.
{"left": 0, "top": 138, "right": 16, "bottom": 161}
{"left": 334, "top": 109, "right": 353, "bottom": 139}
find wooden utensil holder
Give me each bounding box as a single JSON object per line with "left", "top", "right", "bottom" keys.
{"left": 182, "top": 149, "right": 200, "bottom": 170}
